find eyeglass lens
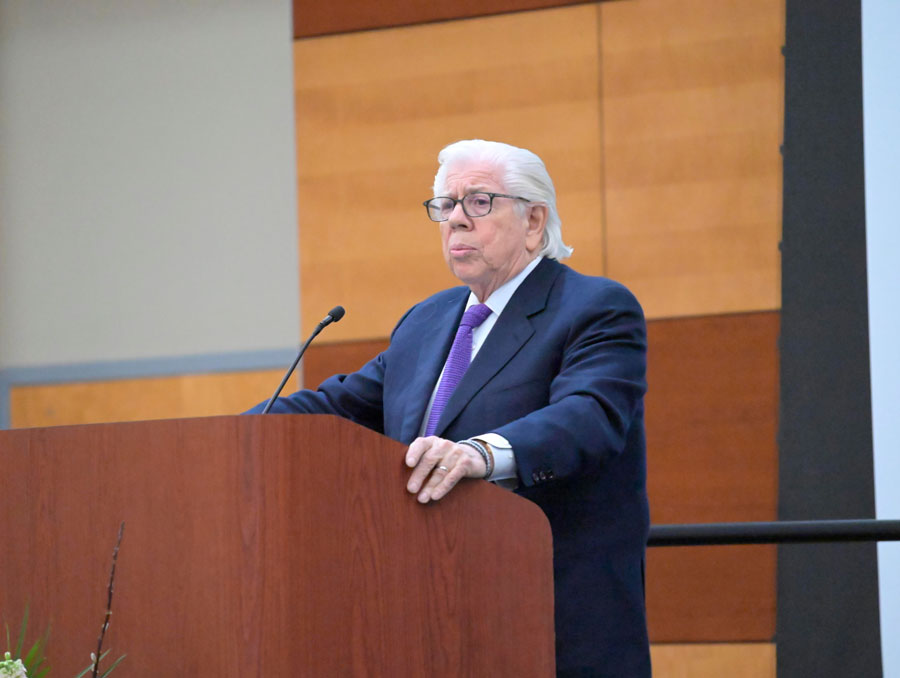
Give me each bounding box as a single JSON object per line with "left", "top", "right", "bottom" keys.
{"left": 427, "top": 193, "right": 494, "bottom": 221}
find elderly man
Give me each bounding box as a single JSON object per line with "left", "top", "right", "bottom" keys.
{"left": 250, "top": 139, "right": 650, "bottom": 677}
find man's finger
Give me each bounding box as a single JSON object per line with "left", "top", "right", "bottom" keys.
{"left": 416, "top": 446, "right": 463, "bottom": 502}
{"left": 427, "top": 465, "right": 465, "bottom": 502}
{"left": 405, "top": 437, "right": 430, "bottom": 468}
{"left": 406, "top": 437, "right": 447, "bottom": 493}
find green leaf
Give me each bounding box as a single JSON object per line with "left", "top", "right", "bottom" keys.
{"left": 21, "top": 621, "right": 50, "bottom": 675}
{"left": 14, "top": 603, "right": 29, "bottom": 658}
{"left": 99, "top": 653, "right": 126, "bottom": 678}
{"left": 31, "top": 655, "right": 48, "bottom": 673}
{"left": 24, "top": 638, "right": 43, "bottom": 664}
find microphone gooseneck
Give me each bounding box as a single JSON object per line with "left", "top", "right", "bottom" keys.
{"left": 261, "top": 305, "right": 346, "bottom": 414}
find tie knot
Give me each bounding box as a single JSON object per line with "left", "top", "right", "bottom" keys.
{"left": 460, "top": 303, "right": 492, "bottom": 329}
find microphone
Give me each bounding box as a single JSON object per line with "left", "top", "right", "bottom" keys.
{"left": 261, "top": 305, "right": 345, "bottom": 414}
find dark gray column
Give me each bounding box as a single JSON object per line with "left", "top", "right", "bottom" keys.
{"left": 779, "top": 1, "right": 881, "bottom": 676}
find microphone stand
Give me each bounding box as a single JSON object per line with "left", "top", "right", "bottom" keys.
{"left": 261, "top": 306, "right": 345, "bottom": 414}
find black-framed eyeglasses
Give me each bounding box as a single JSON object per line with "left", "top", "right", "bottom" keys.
{"left": 422, "top": 192, "right": 530, "bottom": 222}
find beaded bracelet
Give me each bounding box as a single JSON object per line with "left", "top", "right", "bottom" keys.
{"left": 458, "top": 438, "right": 494, "bottom": 479}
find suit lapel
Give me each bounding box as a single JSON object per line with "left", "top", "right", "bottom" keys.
{"left": 398, "top": 289, "right": 468, "bottom": 442}
{"left": 433, "top": 258, "right": 561, "bottom": 438}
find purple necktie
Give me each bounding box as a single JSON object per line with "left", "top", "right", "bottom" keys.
{"left": 424, "top": 303, "right": 493, "bottom": 436}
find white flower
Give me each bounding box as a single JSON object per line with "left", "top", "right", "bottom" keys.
{"left": 0, "top": 652, "right": 27, "bottom": 678}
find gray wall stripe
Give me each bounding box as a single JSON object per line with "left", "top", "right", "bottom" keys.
{"left": 0, "top": 347, "right": 297, "bottom": 430}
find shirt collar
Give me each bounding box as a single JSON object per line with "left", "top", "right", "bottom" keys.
{"left": 465, "top": 256, "right": 543, "bottom": 316}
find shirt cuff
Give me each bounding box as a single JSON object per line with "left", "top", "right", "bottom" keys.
{"left": 474, "top": 433, "right": 517, "bottom": 483}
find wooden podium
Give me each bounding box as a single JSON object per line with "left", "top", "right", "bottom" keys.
{"left": 0, "top": 415, "right": 555, "bottom": 676}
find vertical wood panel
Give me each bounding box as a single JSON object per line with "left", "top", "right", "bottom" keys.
{"left": 304, "top": 339, "right": 388, "bottom": 390}
{"left": 645, "top": 311, "right": 779, "bottom": 641}
{"left": 294, "top": 5, "right": 604, "bottom": 339}
{"left": 648, "top": 545, "right": 776, "bottom": 642}
{"left": 600, "top": 0, "right": 785, "bottom": 318}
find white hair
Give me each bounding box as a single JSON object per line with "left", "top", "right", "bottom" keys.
{"left": 432, "top": 139, "right": 573, "bottom": 260}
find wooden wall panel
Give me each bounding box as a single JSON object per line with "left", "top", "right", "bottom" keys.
{"left": 304, "top": 339, "right": 388, "bottom": 390}
{"left": 651, "top": 643, "right": 775, "bottom": 678}
{"left": 600, "top": 0, "right": 784, "bottom": 319}
{"left": 294, "top": 5, "right": 605, "bottom": 339}
{"left": 648, "top": 544, "right": 776, "bottom": 642}
{"left": 295, "top": 0, "right": 785, "bottom": 333}
{"left": 644, "top": 311, "right": 779, "bottom": 641}
{"left": 9, "top": 369, "right": 284, "bottom": 428}
{"left": 645, "top": 312, "right": 779, "bottom": 524}
{"left": 293, "top": 0, "right": 594, "bottom": 38}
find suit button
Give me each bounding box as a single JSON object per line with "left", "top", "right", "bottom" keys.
{"left": 532, "top": 472, "right": 540, "bottom": 483}
{"left": 546, "top": 470, "right": 555, "bottom": 480}
{"left": 538, "top": 471, "right": 547, "bottom": 481}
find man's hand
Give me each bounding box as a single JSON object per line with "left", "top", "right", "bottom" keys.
{"left": 405, "top": 436, "right": 487, "bottom": 503}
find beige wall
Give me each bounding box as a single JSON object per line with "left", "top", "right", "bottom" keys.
{"left": 0, "top": 0, "right": 300, "bottom": 370}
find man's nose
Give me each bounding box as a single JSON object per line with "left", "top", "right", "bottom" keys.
{"left": 448, "top": 201, "right": 473, "bottom": 229}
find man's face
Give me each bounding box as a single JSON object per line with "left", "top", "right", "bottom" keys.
{"left": 439, "top": 161, "right": 545, "bottom": 301}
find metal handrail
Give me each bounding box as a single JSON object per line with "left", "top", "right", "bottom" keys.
{"left": 648, "top": 519, "right": 900, "bottom": 546}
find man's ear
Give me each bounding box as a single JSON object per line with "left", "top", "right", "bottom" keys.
{"left": 525, "top": 204, "right": 549, "bottom": 253}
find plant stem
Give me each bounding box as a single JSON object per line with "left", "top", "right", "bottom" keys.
{"left": 92, "top": 522, "right": 124, "bottom": 678}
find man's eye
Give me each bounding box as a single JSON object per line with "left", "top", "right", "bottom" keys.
{"left": 469, "top": 196, "right": 490, "bottom": 208}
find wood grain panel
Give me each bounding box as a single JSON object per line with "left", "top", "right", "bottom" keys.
{"left": 648, "top": 545, "right": 776, "bottom": 642}
{"left": 600, "top": 0, "right": 785, "bottom": 319}
{"left": 651, "top": 643, "right": 776, "bottom": 678}
{"left": 645, "top": 312, "right": 779, "bottom": 524}
{"left": 645, "top": 311, "right": 779, "bottom": 641}
{"left": 304, "top": 339, "right": 388, "bottom": 390}
{"left": 1, "top": 417, "right": 555, "bottom": 676}
{"left": 292, "top": 0, "right": 595, "bottom": 38}
{"left": 9, "top": 369, "right": 284, "bottom": 428}
{"left": 294, "top": 5, "right": 605, "bottom": 339}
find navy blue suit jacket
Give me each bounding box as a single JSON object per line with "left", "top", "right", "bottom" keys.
{"left": 251, "top": 258, "right": 651, "bottom": 676}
